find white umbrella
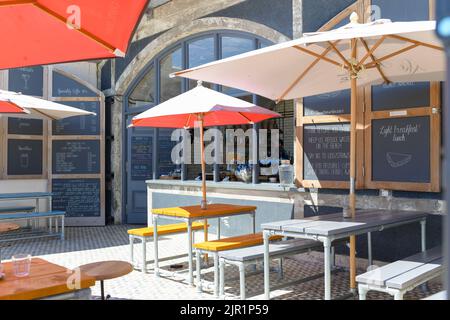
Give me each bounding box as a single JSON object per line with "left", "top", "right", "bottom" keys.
{"left": 0, "top": 89, "right": 96, "bottom": 120}
{"left": 172, "top": 13, "right": 446, "bottom": 295}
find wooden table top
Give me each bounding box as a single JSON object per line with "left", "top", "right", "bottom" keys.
{"left": 152, "top": 203, "right": 257, "bottom": 219}
{"left": 0, "top": 258, "right": 95, "bottom": 300}
{"left": 0, "top": 223, "right": 20, "bottom": 233}
{"left": 78, "top": 261, "right": 133, "bottom": 281}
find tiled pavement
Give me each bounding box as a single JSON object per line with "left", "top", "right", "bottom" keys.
{"left": 0, "top": 225, "right": 442, "bottom": 300}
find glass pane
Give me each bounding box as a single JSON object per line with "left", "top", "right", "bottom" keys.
{"left": 221, "top": 37, "right": 255, "bottom": 95}
{"left": 188, "top": 37, "right": 215, "bottom": 89}
{"left": 158, "top": 128, "right": 180, "bottom": 177}
{"left": 129, "top": 67, "right": 156, "bottom": 108}
{"left": 160, "top": 47, "right": 182, "bottom": 102}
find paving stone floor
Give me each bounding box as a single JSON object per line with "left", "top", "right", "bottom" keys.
{"left": 0, "top": 225, "right": 442, "bottom": 300}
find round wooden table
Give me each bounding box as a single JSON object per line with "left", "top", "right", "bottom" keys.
{"left": 78, "top": 261, "right": 133, "bottom": 300}
{"left": 0, "top": 223, "right": 20, "bottom": 262}
{"left": 0, "top": 223, "right": 20, "bottom": 233}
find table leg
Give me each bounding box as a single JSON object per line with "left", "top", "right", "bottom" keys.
{"left": 420, "top": 219, "right": 426, "bottom": 252}
{"left": 367, "top": 232, "right": 373, "bottom": 268}
{"left": 252, "top": 212, "right": 256, "bottom": 234}
{"left": 188, "top": 221, "right": 194, "bottom": 286}
{"left": 263, "top": 230, "right": 270, "bottom": 300}
{"left": 153, "top": 215, "right": 159, "bottom": 277}
{"left": 100, "top": 280, "right": 105, "bottom": 300}
{"left": 218, "top": 217, "right": 221, "bottom": 240}
{"left": 323, "top": 238, "right": 332, "bottom": 300}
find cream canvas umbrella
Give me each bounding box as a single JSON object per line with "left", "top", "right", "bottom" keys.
{"left": 172, "top": 13, "right": 446, "bottom": 294}
{"left": 0, "top": 89, "right": 95, "bottom": 119}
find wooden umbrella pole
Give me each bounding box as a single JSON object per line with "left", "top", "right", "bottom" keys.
{"left": 349, "top": 37, "right": 358, "bottom": 292}
{"left": 198, "top": 114, "right": 209, "bottom": 258}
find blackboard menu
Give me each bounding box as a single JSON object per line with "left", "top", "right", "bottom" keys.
{"left": 52, "top": 179, "right": 101, "bottom": 217}
{"left": 372, "top": 116, "right": 430, "bottom": 183}
{"left": 52, "top": 140, "right": 100, "bottom": 174}
{"left": 372, "top": 82, "right": 430, "bottom": 111}
{"left": 8, "top": 118, "right": 43, "bottom": 136}
{"left": 8, "top": 66, "right": 43, "bottom": 97}
{"left": 52, "top": 71, "right": 97, "bottom": 97}
{"left": 7, "top": 139, "right": 43, "bottom": 175}
{"left": 303, "top": 89, "right": 350, "bottom": 116}
{"left": 303, "top": 123, "right": 350, "bottom": 181}
{"left": 131, "top": 136, "right": 153, "bottom": 181}
{"left": 52, "top": 101, "right": 100, "bottom": 135}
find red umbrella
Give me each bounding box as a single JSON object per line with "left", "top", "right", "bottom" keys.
{"left": 0, "top": 100, "right": 24, "bottom": 113}
{"left": 0, "top": 0, "right": 149, "bottom": 70}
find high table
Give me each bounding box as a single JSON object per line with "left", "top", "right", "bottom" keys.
{"left": 0, "top": 258, "right": 95, "bottom": 300}
{"left": 152, "top": 203, "right": 257, "bottom": 286}
{"left": 262, "top": 209, "right": 428, "bottom": 300}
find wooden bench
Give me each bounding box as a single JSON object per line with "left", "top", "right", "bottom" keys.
{"left": 0, "top": 211, "right": 65, "bottom": 242}
{"left": 194, "top": 232, "right": 283, "bottom": 297}
{"left": 127, "top": 221, "right": 207, "bottom": 273}
{"left": 356, "top": 246, "right": 442, "bottom": 300}
{"left": 218, "top": 238, "right": 323, "bottom": 299}
{"left": 0, "top": 206, "right": 35, "bottom": 214}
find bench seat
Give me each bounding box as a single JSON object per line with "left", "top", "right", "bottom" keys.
{"left": 357, "top": 246, "right": 442, "bottom": 300}
{"left": 127, "top": 222, "right": 206, "bottom": 237}
{"left": 0, "top": 206, "right": 35, "bottom": 214}
{"left": 194, "top": 233, "right": 282, "bottom": 252}
{"left": 128, "top": 222, "right": 208, "bottom": 274}
{"left": 0, "top": 211, "right": 65, "bottom": 220}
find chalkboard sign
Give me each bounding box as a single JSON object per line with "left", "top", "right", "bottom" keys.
{"left": 8, "top": 67, "right": 44, "bottom": 97}
{"left": 8, "top": 118, "right": 43, "bottom": 136}
{"left": 52, "top": 179, "right": 101, "bottom": 217}
{"left": 372, "top": 116, "right": 430, "bottom": 183}
{"left": 303, "top": 89, "right": 350, "bottom": 116}
{"left": 7, "top": 139, "right": 43, "bottom": 175}
{"left": 52, "top": 140, "right": 100, "bottom": 174}
{"left": 52, "top": 71, "right": 97, "bottom": 97}
{"left": 52, "top": 101, "right": 100, "bottom": 135}
{"left": 372, "top": 82, "right": 430, "bottom": 111}
{"left": 303, "top": 123, "right": 350, "bottom": 181}
{"left": 131, "top": 136, "right": 153, "bottom": 181}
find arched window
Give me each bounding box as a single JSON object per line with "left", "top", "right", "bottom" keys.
{"left": 126, "top": 31, "right": 293, "bottom": 182}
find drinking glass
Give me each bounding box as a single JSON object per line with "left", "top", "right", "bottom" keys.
{"left": 12, "top": 254, "right": 31, "bottom": 277}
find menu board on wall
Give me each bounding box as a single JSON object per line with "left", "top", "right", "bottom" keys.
{"left": 8, "top": 66, "right": 44, "bottom": 97}
{"left": 372, "top": 82, "right": 430, "bottom": 111}
{"left": 52, "top": 179, "right": 101, "bottom": 217}
{"left": 131, "top": 136, "right": 153, "bottom": 181}
{"left": 52, "top": 101, "right": 100, "bottom": 135}
{"left": 303, "top": 89, "right": 350, "bottom": 116}
{"left": 372, "top": 116, "right": 430, "bottom": 183}
{"left": 303, "top": 123, "right": 350, "bottom": 181}
{"left": 52, "top": 71, "right": 97, "bottom": 97}
{"left": 52, "top": 140, "right": 100, "bottom": 174}
{"left": 7, "top": 139, "right": 43, "bottom": 175}
{"left": 8, "top": 118, "right": 43, "bottom": 136}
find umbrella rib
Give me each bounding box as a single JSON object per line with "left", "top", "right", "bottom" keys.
{"left": 364, "top": 43, "right": 420, "bottom": 69}
{"left": 184, "top": 113, "right": 193, "bottom": 128}
{"left": 327, "top": 41, "right": 351, "bottom": 68}
{"left": 356, "top": 36, "right": 386, "bottom": 68}
{"left": 386, "top": 34, "right": 444, "bottom": 52}
{"left": 238, "top": 112, "right": 253, "bottom": 123}
{"left": 31, "top": 2, "right": 119, "bottom": 55}
{"left": 359, "top": 38, "right": 391, "bottom": 84}
{"left": 293, "top": 45, "right": 346, "bottom": 69}
{"left": 277, "top": 42, "right": 338, "bottom": 102}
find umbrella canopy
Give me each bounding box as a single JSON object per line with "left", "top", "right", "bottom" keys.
{"left": 173, "top": 16, "right": 445, "bottom": 100}
{"left": 0, "top": 89, "right": 95, "bottom": 119}
{"left": 0, "top": 0, "right": 149, "bottom": 70}
{"left": 131, "top": 83, "right": 281, "bottom": 128}
{"left": 172, "top": 13, "right": 446, "bottom": 298}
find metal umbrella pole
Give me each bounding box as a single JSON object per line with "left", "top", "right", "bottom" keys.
{"left": 436, "top": 0, "right": 450, "bottom": 299}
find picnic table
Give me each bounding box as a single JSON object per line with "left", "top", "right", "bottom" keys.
{"left": 151, "top": 203, "right": 257, "bottom": 286}
{"left": 0, "top": 258, "right": 95, "bottom": 300}
{"left": 262, "top": 209, "right": 428, "bottom": 300}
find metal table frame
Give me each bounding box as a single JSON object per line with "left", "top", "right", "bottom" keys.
{"left": 152, "top": 209, "right": 256, "bottom": 286}
{"left": 263, "top": 215, "right": 427, "bottom": 300}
